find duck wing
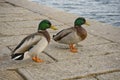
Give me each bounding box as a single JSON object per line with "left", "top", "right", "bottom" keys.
{"left": 53, "top": 27, "right": 74, "bottom": 41}
{"left": 13, "top": 32, "right": 42, "bottom": 54}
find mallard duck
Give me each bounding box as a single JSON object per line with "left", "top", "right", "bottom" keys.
{"left": 53, "top": 17, "right": 90, "bottom": 53}
{"left": 11, "top": 20, "right": 57, "bottom": 62}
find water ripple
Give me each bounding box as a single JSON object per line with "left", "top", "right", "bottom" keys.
{"left": 31, "top": 0, "right": 120, "bottom": 27}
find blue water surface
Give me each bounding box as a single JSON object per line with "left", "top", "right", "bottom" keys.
{"left": 30, "top": 0, "right": 120, "bottom": 27}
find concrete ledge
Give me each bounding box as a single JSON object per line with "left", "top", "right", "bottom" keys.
{"left": 5, "top": 0, "right": 120, "bottom": 44}
{"left": 0, "top": 0, "right": 120, "bottom": 80}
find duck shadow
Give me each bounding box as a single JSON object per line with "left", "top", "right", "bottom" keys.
{"left": 0, "top": 54, "right": 43, "bottom": 70}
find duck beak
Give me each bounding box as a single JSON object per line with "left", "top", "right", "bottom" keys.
{"left": 85, "top": 21, "right": 90, "bottom": 26}
{"left": 50, "top": 26, "right": 58, "bottom": 30}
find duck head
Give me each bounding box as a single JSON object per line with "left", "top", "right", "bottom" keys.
{"left": 74, "top": 17, "right": 90, "bottom": 26}
{"left": 38, "top": 20, "right": 57, "bottom": 30}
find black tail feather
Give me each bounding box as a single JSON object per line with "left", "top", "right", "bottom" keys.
{"left": 53, "top": 35, "right": 55, "bottom": 38}
{"left": 11, "top": 53, "right": 24, "bottom": 60}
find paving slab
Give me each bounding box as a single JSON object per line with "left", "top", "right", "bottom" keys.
{"left": 56, "top": 53, "right": 120, "bottom": 79}
{"left": 44, "top": 38, "right": 119, "bottom": 61}
{"left": 17, "top": 52, "right": 120, "bottom": 80}
{"left": 97, "top": 72, "right": 120, "bottom": 80}
{"left": 1, "top": 26, "right": 36, "bottom": 35}
{"left": 6, "top": 20, "right": 40, "bottom": 28}
{"left": 0, "top": 12, "right": 48, "bottom": 19}
{"left": 78, "top": 43, "right": 120, "bottom": 57}
{"left": 5, "top": 0, "right": 62, "bottom": 15}
{"left": 0, "top": 3, "right": 14, "bottom": 7}
{"left": 0, "top": 35, "right": 27, "bottom": 46}
{"left": 0, "top": 45, "right": 11, "bottom": 60}
{"left": 0, "top": 70, "right": 24, "bottom": 80}
{"left": 50, "top": 19, "right": 65, "bottom": 26}
{"left": 86, "top": 20, "right": 120, "bottom": 43}
{"left": 76, "top": 77, "right": 97, "bottom": 80}
{"left": 0, "top": 20, "right": 37, "bottom": 34}
{"left": 0, "top": 7, "right": 48, "bottom": 22}
{"left": 0, "top": 0, "right": 5, "bottom": 2}
{"left": 79, "top": 33, "right": 111, "bottom": 46}
{"left": 18, "top": 63, "right": 72, "bottom": 80}
{"left": 0, "top": 7, "right": 32, "bottom": 14}
{"left": 0, "top": 50, "right": 55, "bottom": 70}
{"left": 0, "top": 14, "right": 47, "bottom": 22}
{"left": 0, "top": 22, "right": 8, "bottom": 36}
{"left": 6, "top": 19, "right": 58, "bottom": 29}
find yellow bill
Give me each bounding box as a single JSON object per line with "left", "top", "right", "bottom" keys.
{"left": 85, "top": 21, "right": 90, "bottom": 26}
{"left": 50, "top": 26, "right": 58, "bottom": 30}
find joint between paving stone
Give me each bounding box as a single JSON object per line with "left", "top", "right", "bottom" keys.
{"left": 89, "top": 33, "right": 115, "bottom": 43}
{"left": 63, "top": 69, "right": 120, "bottom": 80}
{"left": 7, "top": 46, "right": 13, "bottom": 52}
{"left": 94, "top": 76, "right": 99, "bottom": 80}
{"left": 5, "top": 1, "right": 19, "bottom": 7}
{"left": 43, "top": 51, "right": 58, "bottom": 62}
{"left": 6, "top": 68, "right": 29, "bottom": 80}
{"left": 16, "top": 69, "right": 28, "bottom": 80}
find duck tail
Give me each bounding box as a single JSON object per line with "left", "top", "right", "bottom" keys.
{"left": 52, "top": 35, "right": 57, "bottom": 41}
{"left": 53, "top": 35, "right": 55, "bottom": 38}
{"left": 11, "top": 53, "right": 24, "bottom": 60}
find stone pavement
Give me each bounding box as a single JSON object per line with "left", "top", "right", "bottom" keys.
{"left": 0, "top": 0, "right": 120, "bottom": 80}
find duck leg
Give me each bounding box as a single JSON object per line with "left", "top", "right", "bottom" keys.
{"left": 32, "top": 56, "right": 44, "bottom": 63}
{"left": 69, "top": 44, "right": 78, "bottom": 53}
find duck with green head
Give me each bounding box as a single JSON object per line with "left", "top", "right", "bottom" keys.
{"left": 11, "top": 20, "right": 57, "bottom": 62}
{"left": 53, "top": 17, "right": 90, "bottom": 53}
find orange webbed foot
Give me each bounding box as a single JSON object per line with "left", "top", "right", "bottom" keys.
{"left": 32, "top": 56, "right": 44, "bottom": 63}
{"left": 70, "top": 48, "right": 78, "bottom": 53}
{"left": 69, "top": 44, "right": 78, "bottom": 53}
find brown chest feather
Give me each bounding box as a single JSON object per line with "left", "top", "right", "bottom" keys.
{"left": 75, "top": 26, "right": 87, "bottom": 40}
{"left": 38, "top": 30, "right": 50, "bottom": 43}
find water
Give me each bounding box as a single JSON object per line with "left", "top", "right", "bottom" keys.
{"left": 30, "top": 0, "right": 120, "bottom": 27}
